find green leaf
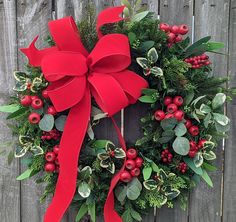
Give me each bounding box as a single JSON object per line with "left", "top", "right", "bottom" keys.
{"left": 31, "top": 145, "right": 44, "bottom": 156}
{"left": 193, "top": 152, "right": 204, "bottom": 167}
{"left": 130, "top": 208, "right": 142, "bottom": 221}
{"left": 128, "top": 32, "right": 136, "bottom": 44}
{"left": 121, "top": 0, "right": 132, "bottom": 9}
{"left": 172, "top": 137, "right": 190, "bottom": 156}
{"left": 142, "top": 88, "right": 158, "bottom": 96}
{"left": 132, "top": 10, "right": 149, "bottom": 22}
{"left": 76, "top": 203, "right": 88, "bottom": 222}
{"left": 206, "top": 41, "right": 225, "bottom": 51}
{"left": 0, "top": 104, "right": 20, "bottom": 113}
{"left": 115, "top": 185, "right": 127, "bottom": 202}
{"left": 183, "top": 157, "right": 203, "bottom": 175}
{"left": 127, "top": 184, "right": 140, "bottom": 200}
{"left": 138, "top": 95, "right": 157, "bottom": 103}
{"left": 7, "top": 150, "right": 14, "bottom": 165}
{"left": 199, "top": 104, "right": 212, "bottom": 114}
{"left": 7, "top": 107, "right": 28, "bottom": 119}
{"left": 213, "top": 113, "right": 230, "bottom": 126}
{"left": 212, "top": 93, "right": 226, "bottom": 110}
{"left": 184, "top": 91, "right": 195, "bottom": 105}
{"left": 140, "top": 41, "right": 155, "bottom": 52}
{"left": 191, "top": 95, "right": 206, "bottom": 107}
{"left": 88, "top": 202, "right": 96, "bottom": 222}
{"left": 79, "top": 166, "right": 92, "bottom": 180}
{"left": 151, "top": 162, "right": 160, "bottom": 173}
{"left": 174, "top": 123, "right": 187, "bottom": 137}
{"left": 143, "top": 179, "right": 158, "bottom": 190}
{"left": 122, "top": 209, "right": 133, "bottom": 222}
{"left": 159, "top": 130, "right": 175, "bottom": 144}
{"left": 39, "top": 114, "right": 54, "bottom": 132}
{"left": 136, "top": 57, "right": 149, "bottom": 69}
{"left": 161, "top": 118, "right": 178, "bottom": 131}
{"left": 16, "top": 168, "right": 33, "bottom": 180}
{"left": 13, "top": 82, "right": 27, "bottom": 92}
{"left": 13, "top": 71, "right": 28, "bottom": 82}
{"left": 78, "top": 182, "right": 91, "bottom": 198}
{"left": 150, "top": 67, "right": 163, "bottom": 77}
{"left": 203, "top": 150, "right": 216, "bottom": 160}
{"left": 202, "top": 162, "right": 217, "bottom": 171}
{"left": 147, "top": 47, "right": 158, "bottom": 64}
{"left": 201, "top": 169, "right": 213, "bottom": 187}
{"left": 166, "top": 188, "right": 180, "bottom": 200}
{"left": 92, "top": 140, "right": 113, "bottom": 149}
{"left": 55, "top": 115, "right": 67, "bottom": 131}
{"left": 142, "top": 166, "right": 152, "bottom": 180}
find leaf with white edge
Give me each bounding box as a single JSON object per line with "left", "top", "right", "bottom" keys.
{"left": 151, "top": 67, "right": 163, "bottom": 77}
{"left": 212, "top": 93, "right": 226, "bottom": 110}
{"left": 139, "top": 95, "right": 157, "bottom": 103}
{"left": 213, "top": 113, "right": 230, "bottom": 126}
{"left": 15, "top": 146, "right": 29, "bottom": 158}
{"left": 76, "top": 203, "right": 88, "bottom": 222}
{"left": 142, "top": 166, "right": 152, "bottom": 180}
{"left": 201, "top": 169, "right": 213, "bottom": 187}
{"left": 193, "top": 152, "right": 204, "bottom": 167}
{"left": 172, "top": 137, "right": 190, "bottom": 156}
{"left": 13, "top": 82, "right": 27, "bottom": 92}
{"left": 100, "top": 158, "right": 110, "bottom": 168}
{"left": 88, "top": 202, "right": 96, "bottom": 222}
{"left": 166, "top": 188, "right": 180, "bottom": 200}
{"left": 55, "top": 115, "right": 67, "bottom": 131}
{"left": 203, "top": 141, "right": 215, "bottom": 150}
{"left": 143, "top": 179, "right": 158, "bottom": 190}
{"left": 203, "top": 150, "right": 216, "bottom": 160}
{"left": 87, "top": 123, "right": 94, "bottom": 140}
{"left": 174, "top": 123, "right": 187, "bottom": 137}
{"left": 19, "top": 135, "right": 33, "bottom": 145}
{"left": 161, "top": 118, "right": 178, "bottom": 131}
{"left": 79, "top": 166, "right": 92, "bottom": 180}
{"left": 78, "top": 181, "right": 91, "bottom": 198}
{"left": 107, "top": 162, "right": 115, "bottom": 174}
{"left": 127, "top": 183, "right": 141, "bottom": 200}
{"left": 159, "top": 195, "right": 168, "bottom": 206}
{"left": 0, "top": 104, "right": 20, "bottom": 113}
{"left": 130, "top": 208, "right": 142, "bottom": 221}
{"left": 92, "top": 106, "right": 107, "bottom": 120}
{"left": 13, "top": 71, "right": 28, "bottom": 82}
{"left": 215, "top": 121, "right": 230, "bottom": 132}
{"left": 204, "top": 113, "right": 212, "bottom": 128}
{"left": 97, "top": 152, "right": 109, "bottom": 161}
{"left": 191, "top": 95, "right": 206, "bottom": 107}
{"left": 30, "top": 77, "right": 43, "bottom": 92}
{"left": 39, "top": 114, "right": 54, "bottom": 132}
{"left": 132, "top": 10, "right": 149, "bottom": 22}
{"left": 115, "top": 185, "right": 127, "bottom": 202}
{"left": 200, "top": 104, "right": 212, "bottom": 114}
{"left": 31, "top": 145, "right": 44, "bottom": 156}
{"left": 147, "top": 47, "right": 158, "bottom": 64}
{"left": 184, "top": 157, "right": 203, "bottom": 175}
{"left": 114, "top": 148, "right": 126, "bottom": 158}
{"left": 136, "top": 57, "right": 149, "bottom": 69}
{"left": 17, "top": 168, "right": 33, "bottom": 180}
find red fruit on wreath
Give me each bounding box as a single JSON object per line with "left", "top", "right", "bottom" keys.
{"left": 42, "top": 89, "right": 49, "bottom": 99}
{"left": 170, "top": 25, "right": 180, "bottom": 34}
{"left": 45, "top": 152, "right": 56, "bottom": 162}
{"left": 154, "top": 110, "right": 165, "bottom": 121}
{"left": 160, "top": 23, "right": 170, "bottom": 32}
{"left": 178, "top": 24, "right": 189, "bottom": 35}
{"left": 47, "top": 106, "right": 57, "bottom": 115}
{"left": 135, "top": 157, "right": 144, "bottom": 168}
{"left": 31, "top": 98, "right": 43, "bottom": 109}
{"left": 130, "top": 168, "right": 141, "bottom": 177}
{"left": 173, "top": 96, "right": 184, "bottom": 106}
{"left": 28, "top": 112, "right": 40, "bottom": 124}
{"left": 174, "top": 110, "right": 185, "bottom": 121}
{"left": 20, "top": 95, "right": 32, "bottom": 106}
{"left": 120, "top": 170, "right": 132, "bottom": 183}
{"left": 125, "top": 159, "right": 136, "bottom": 170}
{"left": 189, "top": 125, "right": 200, "bottom": 136}
{"left": 44, "top": 163, "right": 56, "bottom": 173}
{"left": 198, "top": 139, "right": 207, "bottom": 149}
{"left": 164, "top": 96, "right": 173, "bottom": 106}
{"left": 185, "top": 119, "right": 192, "bottom": 129}
{"left": 167, "top": 103, "right": 178, "bottom": 113}
{"left": 126, "top": 148, "right": 138, "bottom": 159}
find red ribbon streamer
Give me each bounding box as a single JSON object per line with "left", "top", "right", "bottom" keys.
{"left": 20, "top": 6, "right": 148, "bottom": 222}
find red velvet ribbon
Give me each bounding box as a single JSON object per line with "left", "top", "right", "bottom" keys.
{"left": 20, "top": 6, "right": 148, "bottom": 222}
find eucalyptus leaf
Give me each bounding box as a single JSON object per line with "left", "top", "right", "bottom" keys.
{"left": 212, "top": 93, "right": 226, "bottom": 110}
{"left": 55, "top": 115, "right": 67, "bottom": 131}
{"left": 174, "top": 123, "right": 187, "bottom": 137}
{"left": 213, "top": 113, "right": 230, "bottom": 126}
{"left": 39, "top": 114, "right": 54, "bottom": 132}
{"left": 172, "top": 137, "right": 190, "bottom": 155}
{"left": 161, "top": 118, "right": 178, "bottom": 131}
{"left": 115, "top": 186, "right": 127, "bottom": 202}
{"left": 127, "top": 184, "right": 140, "bottom": 200}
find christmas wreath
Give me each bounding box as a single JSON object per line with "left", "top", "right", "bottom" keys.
{"left": 0, "top": 1, "right": 235, "bottom": 222}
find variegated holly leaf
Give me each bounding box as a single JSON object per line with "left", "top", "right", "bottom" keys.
{"left": 100, "top": 158, "right": 110, "bottom": 168}
{"left": 143, "top": 179, "right": 158, "bottom": 190}
{"left": 79, "top": 166, "right": 92, "bottom": 180}
{"left": 193, "top": 152, "right": 204, "bottom": 167}
{"left": 203, "top": 150, "right": 216, "bottom": 160}
{"left": 78, "top": 181, "right": 91, "bottom": 198}
{"left": 159, "top": 169, "right": 168, "bottom": 181}
{"left": 105, "top": 141, "right": 115, "bottom": 152}
{"left": 13, "top": 82, "right": 27, "bottom": 92}
{"left": 30, "top": 77, "right": 43, "bottom": 92}
{"left": 107, "top": 162, "right": 115, "bottom": 174}
{"left": 203, "top": 141, "right": 215, "bottom": 150}
{"left": 147, "top": 47, "right": 158, "bottom": 64}
{"left": 19, "top": 135, "right": 33, "bottom": 145}
{"left": 31, "top": 145, "right": 44, "bottom": 156}
{"left": 97, "top": 152, "right": 109, "bottom": 161}
{"left": 15, "top": 145, "right": 30, "bottom": 158}
{"left": 159, "top": 195, "right": 168, "bottom": 206}
{"left": 136, "top": 57, "right": 149, "bottom": 69}
{"left": 165, "top": 188, "right": 180, "bottom": 200}
{"left": 13, "top": 71, "right": 28, "bottom": 82}
{"left": 150, "top": 67, "right": 163, "bottom": 77}
{"left": 114, "top": 148, "right": 126, "bottom": 158}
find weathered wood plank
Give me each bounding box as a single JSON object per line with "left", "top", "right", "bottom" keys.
{"left": 157, "top": 1, "right": 194, "bottom": 222}
{"left": 16, "top": 1, "right": 52, "bottom": 221}
{"left": 189, "top": 1, "right": 230, "bottom": 222}
{"left": 0, "top": 1, "right": 20, "bottom": 222}
{"left": 222, "top": 0, "right": 236, "bottom": 221}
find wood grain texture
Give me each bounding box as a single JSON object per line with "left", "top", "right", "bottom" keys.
{"left": 189, "top": 1, "right": 230, "bottom": 222}
{"left": 222, "top": 0, "right": 236, "bottom": 221}
{"left": 16, "top": 1, "right": 52, "bottom": 221}
{"left": 0, "top": 1, "right": 20, "bottom": 222}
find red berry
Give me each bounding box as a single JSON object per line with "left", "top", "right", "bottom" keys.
{"left": 154, "top": 110, "right": 165, "bottom": 121}
{"left": 53, "top": 145, "right": 60, "bottom": 155}
{"left": 178, "top": 24, "right": 189, "bottom": 35}
{"left": 188, "top": 150, "right": 196, "bottom": 158}
{"left": 31, "top": 98, "right": 43, "bottom": 109}
{"left": 175, "top": 35, "right": 183, "bottom": 42}
{"left": 135, "top": 157, "right": 144, "bottom": 168}
{"left": 28, "top": 112, "right": 40, "bottom": 124}
{"left": 44, "top": 163, "right": 56, "bottom": 173}
{"left": 165, "top": 113, "right": 174, "bottom": 119}
{"left": 167, "top": 32, "right": 176, "bottom": 43}
{"left": 30, "top": 95, "right": 39, "bottom": 100}
{"left": 55, "top": 157, "right": 59, "bottom": 165}
{"left": 20, "top": 95, "right": 32, "bottom": 106}
{"left": 160, "top": 23, "right": 170, "bottom": 32}
{"left": 42, "top": 90, "right": 49, "bottom": 99}
{"left": 45, "top": 152, "right": 56, "bottom": 162}
{"left": 189, "top": 125, "right": 199, "bottom": 136}
{"left": 126, "top": 148, "right": 137, "bottom": 159}
{"left": 164, "top": 96, "right": 173, "bottom": 106}
{"left": 167, "top": 103, "right": 178, "bottom": 114}
{"left": 173, "top": 96, "right": 184, "bottom": 106}
{"left": 198, "top": 139, "right": 207, "bottom": 149}
{"left": 189, "top": 140, "right": 197, "bottom": 149}
{"left": 170, "top": 25, "right": 180, "bottom": 34}
{"left": 130, "top": 168, "right": 141, "bottom": 177}
{"left": 174, "top": 110, "right": 185, "bottom": 121}
{"left": 47, "top": 106, "right": 57, "bottom": 115}
{"left": 125, "top": 159, "right": 136, "bottom": 170}
{"left": 185, "top": 119, "right": 192, "bottom": 129}
{"left": 120, "top": 171, "right": 132, "bottom": 183}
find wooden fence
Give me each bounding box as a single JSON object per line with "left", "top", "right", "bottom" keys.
{"left": 0, "top": 0, "right": 235, "bottom": 221}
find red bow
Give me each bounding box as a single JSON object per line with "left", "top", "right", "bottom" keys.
{"left": 21, "top": 6, "right": 148, "bottom": 222}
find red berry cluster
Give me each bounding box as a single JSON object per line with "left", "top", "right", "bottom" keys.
{"left": 184, "top": 119, "right": 200, "bottom": 136}
{"left": 161, "top": 148, "right": 173, "bottom": 163}
{"left": 178, "top": 162, "right": 187, "bottom": 174}
{"left": 44, "top": 145, "right": 60, "bottom": 173}
{"left": 184, "top": 54, "right": 211, "bottom": 69}
{"left": 41, "top": 129, "right": 61, "bottom": 141}
{"left": 120, "top": 148, "right": 144, "bottom": 183}
{"left": 155, "top": 96, "right": 185, "bottom": 122}
{"left": 160, "top": 23, "right": 189, "bottom": 47}
{"left": 188, "top": 139, "right": 207, "bottom": 158}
